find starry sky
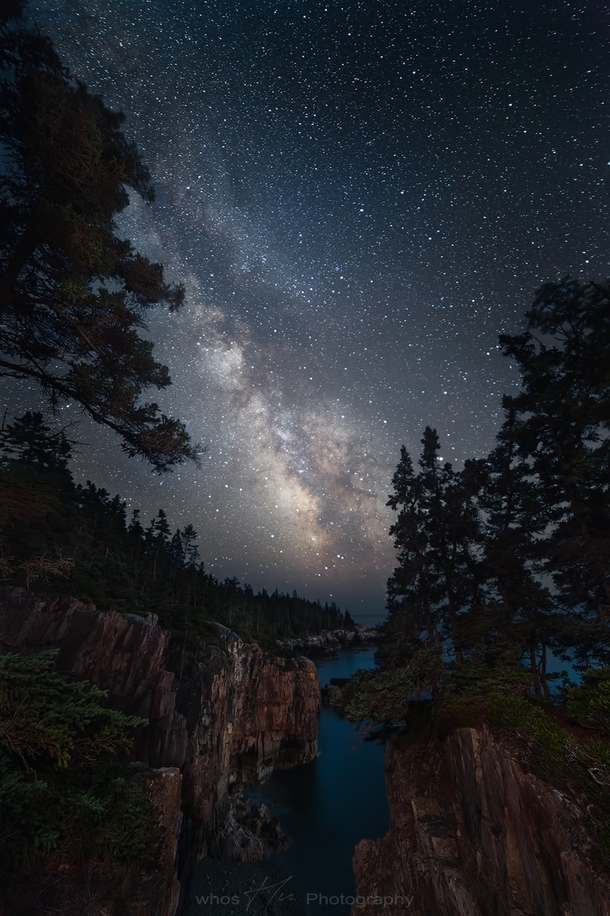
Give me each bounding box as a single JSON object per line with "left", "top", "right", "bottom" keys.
{"left": 16, "top": 0, "right": 610, "bottom": 623}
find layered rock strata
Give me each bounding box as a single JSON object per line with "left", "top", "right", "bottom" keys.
{"left": 353, "top": 726, "right": 610, "bottom": 916}
{"left": 0, "top": 587, "right": 320, "bottom": 916}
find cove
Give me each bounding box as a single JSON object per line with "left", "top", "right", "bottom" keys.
{"left": 248, "top": 647, "right": 388, "bottom": 916}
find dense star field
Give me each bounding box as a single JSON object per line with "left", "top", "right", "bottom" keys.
{"left": 15, "top": 0, "right": 610, "bottom": 622}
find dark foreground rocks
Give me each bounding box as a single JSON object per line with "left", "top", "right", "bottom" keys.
{"left": 0, "top": 587, "right": 320, "bottom": 916}
{"left": 353, "top": 726, "right": 610, "bottom": 916}
{"left": 207, "top": 793, "right": 289, "bottom": 862}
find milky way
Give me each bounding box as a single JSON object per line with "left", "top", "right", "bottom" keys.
{"left": 16, "top": 0, "right": 610, "bottom": 622}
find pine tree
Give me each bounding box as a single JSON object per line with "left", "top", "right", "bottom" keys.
{"left": 128, "top": 508, "right": 144, "bottom": 543}
{"left": 500, "top": 277, "right": 610, "bottom": 661}
{"left": 477, "top": 407, "right": 556, "bottom": 696}
{"left": 145, "top": 509, "right": 171, "bottom": 582}
{"left": 180, "top": 523, "right": 199, "bottom": 566}
{"left": 385, "top": 443, "right": 438, "bottom": 664}
{"left": 0, "top": 411, "right": 72, "bottom": 472}
{"left": 385, "top": 429, "right": 480, "bottom": 675}
{"left": 344, "top": 609, "right": 356, "bottom": 629}
{"left": 0, "top": 6, "right": 197, "bottom": 471}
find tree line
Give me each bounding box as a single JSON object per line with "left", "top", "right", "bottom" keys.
{"left": 0, "top": 3, "right": 355, "bottom": 646}
{"left": 0, "top": 410, "right": 353, "bottom": 645}
{"left": 366, "top": 277, "right": 610, "bottom": 717}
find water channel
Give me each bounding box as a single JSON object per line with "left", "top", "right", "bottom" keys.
{"left": 248, "top": 647, "right": 388, "bottom": 916}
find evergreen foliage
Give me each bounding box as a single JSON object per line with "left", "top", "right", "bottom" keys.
{"left": 0, "top": 5, "right": 197, "bottom": 471}
{"left": 474, "top": 406, "right": 558, "bottom": 697}
{"left": 352, "top": 276, "right": 610, "bottom": 734}
{"left": 0, "top": 413, "right": 352, "bottom": 644}
{"left": 340, "top": 644, "right": 445, "bottom": 727}
{"left": 500, "top": 277, "right": 610, "bottom": 663}
{"left": 566, "top": 667, "right": 610, "bottom": 734}
{"left": 0, "top": 650, "right": 156, "bottom": 875}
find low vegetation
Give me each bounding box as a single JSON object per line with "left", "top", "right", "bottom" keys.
{"left": 0, "top": 651, "right": 157, "bottom": 878}
{"left": 340, "top": 277, "right": 610, "bottom": 865}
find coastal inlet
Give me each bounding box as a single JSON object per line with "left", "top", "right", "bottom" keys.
{"left": 188, "top": 647, "right": 388, "bottom": 916}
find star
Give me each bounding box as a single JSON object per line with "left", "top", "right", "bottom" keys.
{"left": 15, "top": 0, "right": 610, "bottom": 623}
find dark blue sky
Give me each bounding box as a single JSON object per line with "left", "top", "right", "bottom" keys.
{"left": 17, "top": 0, "right": 610, "bottom": 622}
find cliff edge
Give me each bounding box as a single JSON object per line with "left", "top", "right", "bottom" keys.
{"left": 353, "top": 726, "right": 610, "bottom": 916}
{"left": 0, "top": 587, "right": 320, "bottom": 916}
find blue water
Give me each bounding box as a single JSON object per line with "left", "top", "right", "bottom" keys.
{"left": 248, "top": 648, "right": 388, "bottom": 916}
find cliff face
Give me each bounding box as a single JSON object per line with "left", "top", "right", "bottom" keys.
{"left": 353, "top": 727, "right": 610, "bottom": 916}
{"left": 170, "top": 621, "right": 319, "bottom": 842}
{"left": 0, "top": 587, "right": 319, "bottom": 916}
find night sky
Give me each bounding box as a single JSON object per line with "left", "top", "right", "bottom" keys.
{"left": 16, "top": 0, "right": 610, "bottom": 623}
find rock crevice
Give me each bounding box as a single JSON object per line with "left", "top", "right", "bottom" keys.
{"left": 353, "top": 726, "right": 610, "bottom": 916}
{"left": 0, "top": 587, "right": 320, "bottom": 916}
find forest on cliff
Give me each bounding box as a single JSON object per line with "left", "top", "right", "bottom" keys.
{"left": 2, "top": 0, "right": 610, "bottom": 898}
{"left": 0, "top": 4, "right": 351, "bottom": 895}
{"left": 0, "top": 2, "right": 352, "bottom": 645}
{"left": 0, "top": 411, "right": 353, "bottom": 644}
{"left": 339, "top": 275, "right": 610, "bottom": 867}
{"left": 346, "top": 275, "right": 610, "bottom": 718}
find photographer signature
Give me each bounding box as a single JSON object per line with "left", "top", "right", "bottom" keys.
{"left": 243, "top": 875, "right": 296, "bottom": 913}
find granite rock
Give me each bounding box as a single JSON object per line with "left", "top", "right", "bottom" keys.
{"left": 353, "top": 726, "right": 610, "bottom": 916}
{"left": 0, "top": 587, "right": 320, "bottom": 916}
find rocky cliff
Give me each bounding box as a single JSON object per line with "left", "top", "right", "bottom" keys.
{"left": 278, "top": 626, "right": 378, "bottom": 658}
{"left": 353, "top": 727, "right": 610, "bottom": 916}
{"left": 0, "top": 587, "right": 320, "bottom": 916}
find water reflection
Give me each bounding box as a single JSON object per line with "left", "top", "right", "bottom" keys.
{"left": 249, "top": 648, "right": 388, "bottom": 916}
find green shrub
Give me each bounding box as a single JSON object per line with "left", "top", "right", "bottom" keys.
{"left": 339, "top": 667, "right": 416, "bottom": 727}
{"left": 0, "top": 651, "right": 157, "bottom": 875}
{"left": 567, "top": 667, "right": 610, "bottom": 734}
